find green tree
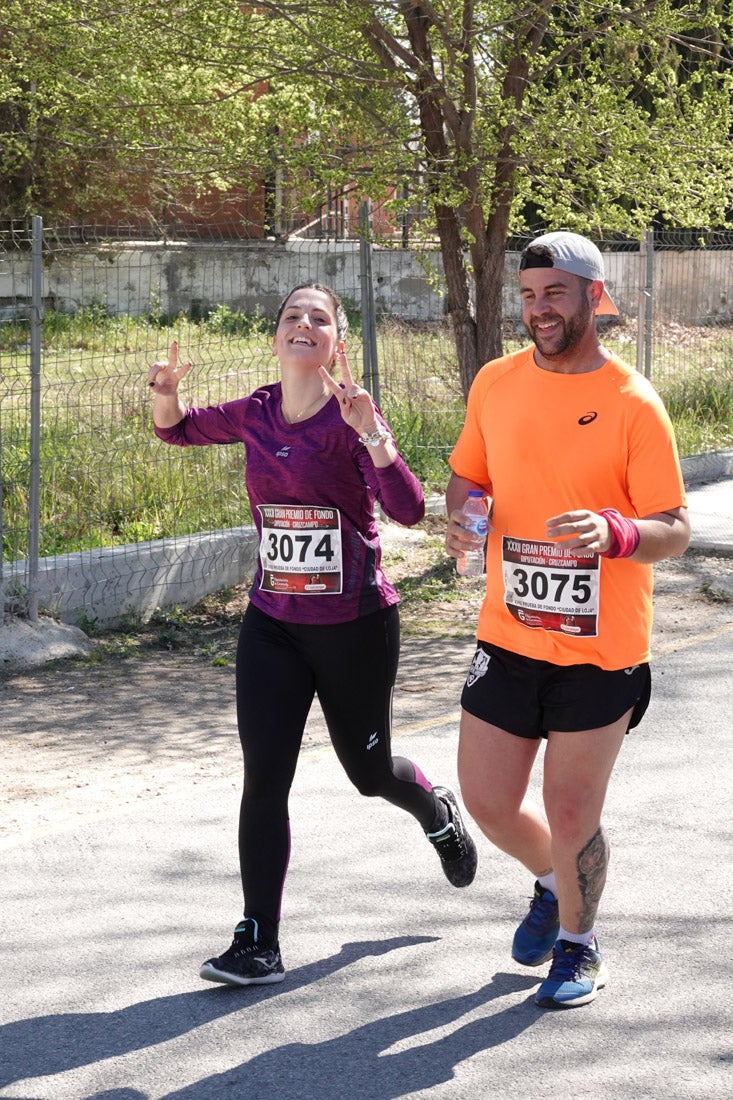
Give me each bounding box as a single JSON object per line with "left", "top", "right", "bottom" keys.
{"left": 3, "top": 2, "right": 732, "bottom": 395}
{"left": 242, "top": 1, "right": 733, "bottom": 395}
{"left": 0, "top": 1, "right": 271, "bottom": 223}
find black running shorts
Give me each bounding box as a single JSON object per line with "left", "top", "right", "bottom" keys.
{"left": 460, "top": 641, "right": 651, "bottom": 739}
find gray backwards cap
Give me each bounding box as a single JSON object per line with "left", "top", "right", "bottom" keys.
{"left": 520, "top": 231, "right": 618, "bottom": 316}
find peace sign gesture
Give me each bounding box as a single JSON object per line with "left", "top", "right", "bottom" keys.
{"left": 147, "top": 341, "right": 192, "bottom": 392}
{"left": 319, "top": 352, "right": 379, "bottom": 436}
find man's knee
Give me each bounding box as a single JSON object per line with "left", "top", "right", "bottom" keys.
{"left": 544, "top": 787, "right": 608, "bottom": 852}
{"left": 459, "top": 772, "right": 518, "bottom": 836}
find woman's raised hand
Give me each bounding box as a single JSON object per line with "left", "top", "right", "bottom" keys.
{"left": 319, "top": 353, "right": 379, "bottom": 435}
{"left": 147, "top": 341, "right": 192, "bottom": 392}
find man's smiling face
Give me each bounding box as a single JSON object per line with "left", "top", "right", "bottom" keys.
{"left": 520, "top": 267, "right": 597, "bottom": 360}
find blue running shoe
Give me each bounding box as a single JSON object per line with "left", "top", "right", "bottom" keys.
{"left": 200, "top": 917, "right": 285, "bottom": 987}
{"left": 535, "top": 938, "right": 608, "bottom": 1009}
{"left": 511, "top": 881, "right": 560, "bottom": 966}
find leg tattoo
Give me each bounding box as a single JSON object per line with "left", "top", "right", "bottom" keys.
{"left": 576, "top": 827, "right": 609, "bottom": 931}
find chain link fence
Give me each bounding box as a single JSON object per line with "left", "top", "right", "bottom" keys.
{"left": 1, "top": 220, "right": 731, "bottom": 627}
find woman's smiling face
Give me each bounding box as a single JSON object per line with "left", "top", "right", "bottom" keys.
{"left": 273, "top": 288, "right": 342, "bottom": 368}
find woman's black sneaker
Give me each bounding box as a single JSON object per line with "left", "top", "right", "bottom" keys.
{"left": 199, "top": 917, "right": 285, "bottom": 986}
{"left": 426, "top": 786, "right": 478, "bottom": 887}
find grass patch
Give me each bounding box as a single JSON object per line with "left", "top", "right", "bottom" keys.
{"left": 700, "top": 580, "right": 732, "bottom": 603}
{"left": 75, "top": 587, "right": 244, "bottom": 665}
{"left": 2, "top": 309, "right": 732, "bottom": 562}
{"left": 660, "top": 374, "right": 733, "bottom": 456}
{"left": 394, "top": 548, "right": 466, "bottom": 603}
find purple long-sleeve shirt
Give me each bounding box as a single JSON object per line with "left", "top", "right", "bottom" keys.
{"left": 154, "top": 382, "right": 425, "bottom": 624}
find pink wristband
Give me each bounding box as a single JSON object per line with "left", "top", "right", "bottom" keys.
{"left": 599, "top": 508, "right": 641, "bottom": 558}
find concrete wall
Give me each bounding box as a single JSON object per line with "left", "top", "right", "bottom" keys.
{"left": 5, "top": 240, "right": 445, "bottom": 324}
{"left": 3, "top": 528, "right": 260, "bottom": 628}
{"left": 3, "top": 239, "right": 733, "bottom": 325}
{"left": 3, "top": 451, "right": 730, "bottom": 629}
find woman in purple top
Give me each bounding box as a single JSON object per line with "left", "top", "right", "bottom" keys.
{"left": 149, "top": 283, "right": 476, "bottom": 987}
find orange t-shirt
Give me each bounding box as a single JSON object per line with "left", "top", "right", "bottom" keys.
{"left": 449, "top": 348, "right": 687, "bottom": 669}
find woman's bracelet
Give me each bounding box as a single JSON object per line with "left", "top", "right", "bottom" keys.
{"left": 358, "top": 425, "right": 390, "bottom": 448}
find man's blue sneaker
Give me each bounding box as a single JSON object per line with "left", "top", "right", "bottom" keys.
{"left": 512, "top": 881, "right": 560, "bottom": 966}
{"left": 200, "top": 917, "right": 285, "bottom": 987}
{"left": 535, "top": 938, "right": 608, "bottom": 1009}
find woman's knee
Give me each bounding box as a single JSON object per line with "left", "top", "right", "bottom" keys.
{"left": 242, "top": 774, "right": 292, "bottom": 806}
{"left": 349, "top": 773, "right": 387, "bottom": 799}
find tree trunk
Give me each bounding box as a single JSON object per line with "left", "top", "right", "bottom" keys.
{"left": 382, "top": 1, "right": 550, "bottom": 401}
{"left": 433, "top": 203, "right": 479, "bottom": 402}
{"left": 472, "top": 206, "right": 517, "bottom": 386}
{"left": 461, "top": 14, "right": 551, "bottom": 396}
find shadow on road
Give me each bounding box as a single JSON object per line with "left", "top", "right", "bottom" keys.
{"left": 2, "top": 937, "right": 542, "bottom": 1099}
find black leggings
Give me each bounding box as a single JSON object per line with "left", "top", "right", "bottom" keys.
{"left": 235, "top": 602, "right": 440, "bottom": 935}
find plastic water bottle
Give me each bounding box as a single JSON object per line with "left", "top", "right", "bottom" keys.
{"left": 456, "top": 490, "right": 489, "bottom": 576}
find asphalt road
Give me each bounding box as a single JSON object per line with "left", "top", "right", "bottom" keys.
{"left": 1, "top": 620, "right": 731, "bottom": 1099}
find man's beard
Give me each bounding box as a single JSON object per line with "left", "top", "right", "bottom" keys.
{"left": 526, "top": 298, "right": 593, "bottom": 357}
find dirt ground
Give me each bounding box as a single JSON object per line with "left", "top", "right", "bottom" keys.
{"left": 1, "top": 515, "right": 731, "bottom": 844}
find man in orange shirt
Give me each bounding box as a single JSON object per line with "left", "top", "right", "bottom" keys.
{"left": 446, "top": 231, "right": 690, "bottom": 1008}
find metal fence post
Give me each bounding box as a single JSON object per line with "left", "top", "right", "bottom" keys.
{"left": 0, "top": 358, "right": 3, "bottom": 627}
{"left": 636, "top": 227, "right": 654, "bottom": 379}
{"left": 358, "top": 199, "right": 380, "bottom": 405}
{"left": 28, "top": 215, "right": 43, "bottom": 622}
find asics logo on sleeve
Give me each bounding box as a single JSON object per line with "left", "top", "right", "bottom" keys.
{"left": 578, "top": 411, "right": 598, "bottom": 425}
